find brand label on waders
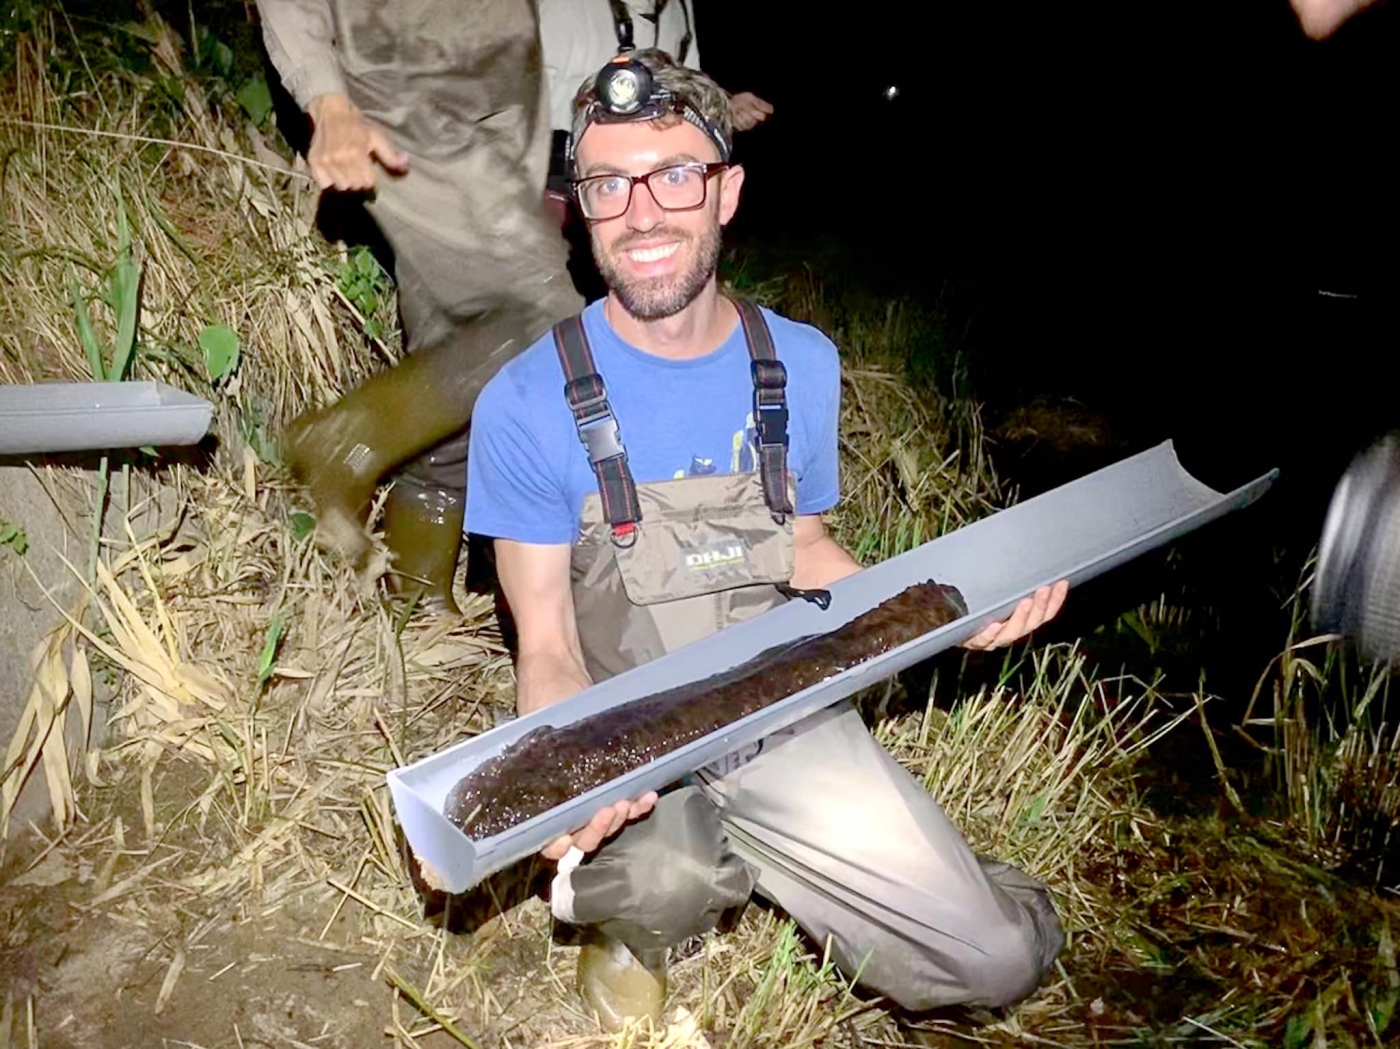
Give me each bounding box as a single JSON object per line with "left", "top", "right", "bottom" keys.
{"left": 683, "top": 539, "right": 748, "bottom": 573}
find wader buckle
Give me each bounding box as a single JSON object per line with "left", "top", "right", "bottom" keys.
{"left": 578, "top": 415, "right": 626, "bottom": 466}
{"left": 566, "top": 378, "right": 627, "bottom": 465}
{"left": 776, "top": 583, "right": 832, "bottom": 610}
{"left": 754, "top": 401, "right": 789, "bottom": 449}
{"left": 751, "top": 360, "right": 789, "bottom": 450}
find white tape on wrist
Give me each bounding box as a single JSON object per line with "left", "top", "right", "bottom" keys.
{"left": 551, "top": 845, "right": 585, "bottom": 922}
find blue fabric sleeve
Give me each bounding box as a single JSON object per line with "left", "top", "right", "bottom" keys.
{"left": 793, "top": 329, "right": 841, "bottom": 516}
{"left": 465, "top": 373, "right": 577, "bottom": 545}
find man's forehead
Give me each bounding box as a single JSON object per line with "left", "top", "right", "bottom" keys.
{"left": 576, "top": 119, "right": 719, "bottom": 174}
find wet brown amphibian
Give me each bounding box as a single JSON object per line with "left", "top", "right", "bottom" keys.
{"left": 443, "top": 580, "right": 967, "bottom": 839}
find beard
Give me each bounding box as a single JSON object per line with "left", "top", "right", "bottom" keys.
{"left": 593, "top": 222, "right": 723, "bottom": 321}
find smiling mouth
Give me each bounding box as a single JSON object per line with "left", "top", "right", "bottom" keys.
{"left": 625, "top": 242, "right": 681, "bottom": 264}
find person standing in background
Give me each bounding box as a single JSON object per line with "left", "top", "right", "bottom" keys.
{"left": 253, "top": 0, "right": 585, "bottom": 616}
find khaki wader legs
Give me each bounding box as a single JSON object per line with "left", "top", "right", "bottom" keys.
{"left": 558, "top": 702, "right": 1064, "bottom": 1022}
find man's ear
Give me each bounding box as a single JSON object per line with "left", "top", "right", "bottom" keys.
{"left": 718, "top": 163, "right": 745, "bottom": 226}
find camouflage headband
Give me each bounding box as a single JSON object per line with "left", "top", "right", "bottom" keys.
{"left": 566, "top": 48, "right": 733, "bottom": 175}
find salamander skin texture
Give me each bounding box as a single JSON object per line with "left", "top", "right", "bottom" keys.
{"left": 443, "top": 580, "right": 967, "bottom": 839}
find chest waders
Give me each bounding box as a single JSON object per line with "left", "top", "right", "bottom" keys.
{"left": 552, "top": 296, "right": 805, "bottom": 1028}
{"left": 555, "top": 298, "right": 802, "bottom": 682}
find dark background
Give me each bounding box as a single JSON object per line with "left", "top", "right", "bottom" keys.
{"left": 697, "top": 0, "right": 1395, "bottom": 520}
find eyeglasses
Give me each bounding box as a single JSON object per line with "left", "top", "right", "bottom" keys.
{"left": 571, "top": 162, "right": 728, "bottom": 221}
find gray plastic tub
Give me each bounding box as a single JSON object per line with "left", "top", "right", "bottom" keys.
{"left": 387, "top": 440, "right": 1279, "bottom": 894}
{"left": 0, "top": 381, "right": 214, "bottom": 456}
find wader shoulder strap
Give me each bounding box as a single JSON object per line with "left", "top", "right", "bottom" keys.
{"left": 674, "top": 0, "right": 693, "bottom": 65}
{"left": 607, "top": 0, "right": 635, "bottom": 51}
{"left": 649, "top": 0, "right": 692, "bottom": 63}
{"left": 611, "top": 0, "right": 687, "bottom": 59}
{"left": 733, "top": 298, "right": 796, "bottom": 521}
{"left": 553, "top": 316, "right": 642, "bottom": 540}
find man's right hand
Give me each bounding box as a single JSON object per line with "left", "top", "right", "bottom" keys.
{"left": 306, "top": 94, "right": 410, "bottom": 191}
{"left": 540, "top": 791, "right": 659, "bottom": 861}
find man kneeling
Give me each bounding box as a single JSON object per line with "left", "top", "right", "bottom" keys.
{"left": 464, "top": 49, "right": 1071, "bottom": 1031}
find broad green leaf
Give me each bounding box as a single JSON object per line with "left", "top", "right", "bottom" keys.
{"left": 108, "top": 248, "right": 141, "bottom": 382}
{"left": 106, "top": 194, "right": 141, "bottom": 382}
{"left": 69, "top": 270, "right": 104, "bottom": 381}
{"left": 214, "top": 40, "right": 233, "bottom": 78}
{"left": 1282, "top": 1014, "right": 1311, "bottom": 1049}
{"left": 236, "top": 74, "right": 273, "bottom": 127}
{"left": 198, "top": 324, "right": 241, "bottom": 382}
{"left": 289, "top": 512, "right": 315, "bottom": 542}
{"left": 1019, "top": 794, "right": 1048, "bottom": 826}
{"left": 0, "top": 522, "right": 27, "bottom": 556}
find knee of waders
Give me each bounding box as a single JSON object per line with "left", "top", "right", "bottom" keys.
{"left": 960, "top": 918, "right": 1056, "bottom": 1008}
{"left": 891, "top": 912, "right": 1059, "bottom": 1012}
{"left": 553, "top": 788, "right": 758, "bottom": 953}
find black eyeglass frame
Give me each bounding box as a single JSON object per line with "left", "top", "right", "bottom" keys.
{"left": 570, "top": 161, "right": 730, "bottom": 221}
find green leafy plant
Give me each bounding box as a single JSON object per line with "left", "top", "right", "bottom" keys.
{"left": 198, "top": 323, "right": 241, "bottom": 384}
{"left": 336, "top": 246, "right": 392, "bottom": 341}
{"left": 288, "top": 512, "right": 315, "bottom": 542}
{"left": 192, "top": 26, "right": 233, "bottom": 81}
{"left": 69, "top": 192, "right": 143, "bottom": 383}
{"left": 0, "top": 520, "right": 28, "bottom": 556}
{"left": 235, "top": 73, "right": 273, "bottom": 127}
{"left": 238, "top": 400, "right": 281, "bottom": 465}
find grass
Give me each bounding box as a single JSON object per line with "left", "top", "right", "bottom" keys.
{"left": 1237, "top": 556, "right": 1400, "bottom": 887}
{"left": 2, "top": 7, "right": 1400, "bottom": 1049}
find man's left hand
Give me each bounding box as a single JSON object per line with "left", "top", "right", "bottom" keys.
{"left": 960, "top": 580, "right": 1069, "bottom": 651}
{"left": 540, "top": 792, "right": 659, "bottom": 861}
{"left": 730, "top": 92, "right": 774, "bottom": 131}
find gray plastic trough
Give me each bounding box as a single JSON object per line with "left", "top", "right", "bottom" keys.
{"left": 0, "top": 381, "right": 213, "bottom": 456}
{"left": 388, "top": 440, "right": 1279, "bottom": 894}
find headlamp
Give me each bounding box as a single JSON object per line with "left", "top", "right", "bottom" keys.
{"left": 565, "top": 54, "right": 732, "bottom": 179}
{"left": 596, "top": 58, "right": 654, "bottom": 116}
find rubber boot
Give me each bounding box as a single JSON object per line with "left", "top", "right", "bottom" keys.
{"left": 382, "top": 480, "right": 465, "bottom": 618}
{"left": 282, "top": 403, "right": 383, "bottom": 569}
{"left": 280, "top": 316, "right": 523, "bottom": 567}
{"left": 576, "top": 934, "right": 668, "bottom": 1033}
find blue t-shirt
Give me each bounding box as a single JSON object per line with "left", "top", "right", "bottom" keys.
{"left": 465, "top": 299, "right": 842, "bottom": 545}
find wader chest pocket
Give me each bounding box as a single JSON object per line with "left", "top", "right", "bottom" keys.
{"left": 592, "top": 473, "right": 796, "bottom": 607}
